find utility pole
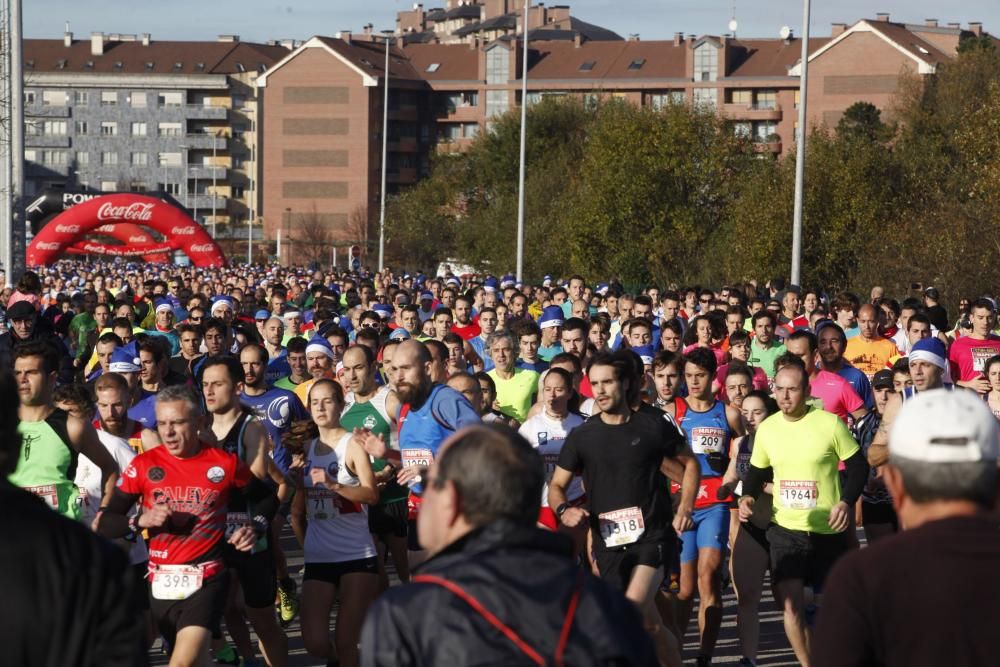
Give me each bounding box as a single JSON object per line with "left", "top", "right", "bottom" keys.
{"left": 790, "top": 0, "right": 811, "bottom": 286}
{"left": 514, "top": 0, "right": 529, "bottom": 282}
{"left": 1, "top": 0, "right": 25, "bottom": 285}
{"left": 378, "top": 30, "right": 393, "bottom": 272}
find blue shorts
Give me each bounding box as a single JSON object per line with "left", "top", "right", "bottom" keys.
{"left": 680, "top": 503, "right": 730, "bottom": 563}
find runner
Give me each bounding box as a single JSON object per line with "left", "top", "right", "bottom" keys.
{"left": 202, "top": 357, "right": 290, "bottom": 667}
{"left": 538, "top": 305, "right": 564, "bottom": 361}
{"left": 487, "top": 331, "right": 538, "bottom": 424}
{"left": 784, "top": 330, "right": 867, "bottom": 424}
{"left": 816, "top": 322, "right": 875, "bottom": 410}
{"left": 673, "top": 348, "right": 745, "bottom": 667}
{"left": 738, "top": 360, "right": 868, "bottom": 666}
{"left": 98, "top": 384, "right": 279, "bottom": 667}
{"left": 273, "top": 337, "right": 309, "bottom": 393}
{"left": 852, "top": 369, "right": 899, "bottom": 543}
{"left": 718, "top": 390, "right": 778, "bottom": 667}
{"left": 292, "top": 379, "right": 380, "bottom": 667}
{"left": 467, "top": 306, "right": 497, "bottom": 371}
{"left": 9, "top": 341, "right": 119, "bottom": 520}
{"left": 550, "top": 350, "right": 697, "bottom": 667}
{"left": 747, "top": 311, "right": 785, "bottom": 379}
{"left": 844, "top": 304, "right": 898, "bottom": 379}
{"left": 339, "top": 345, "right": 409, "bottom": 588}
{"left": 948, "top": 298, "right": 1000, "bottom": 394}
{"left": 294, "top": 337, "right": 336, "bottom": 408}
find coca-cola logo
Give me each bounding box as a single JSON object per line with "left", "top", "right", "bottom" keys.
{"left": 54, "top": 224, "right": 80, "bottom": 234}
{"left": 97, "top": 201, "right": 155, "bottom": 222}
{"left": 82, "top": 243, "right": 104, "bottom": 253}
{"left": 128, "top": 235, "right": 148, "bottom": 243}
{"left": 93, "top": 224, "right": 117, "bottom": 234}
{"left": 35, "top": 241, "right": 61, "bottom": 250}
{"left": 171, "top": 226, "right": 196, "bottom": 235}
{"left": 188, "top": 243, "right": 214, "bottom": 253}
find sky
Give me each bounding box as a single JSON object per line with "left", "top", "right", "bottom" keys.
{"left": 24, "top": 1, "right": 1000, "bottom": 44}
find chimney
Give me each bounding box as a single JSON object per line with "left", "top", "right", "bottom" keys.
{"left": 925, "top": 18, "right": 938, "bottom": 28}
{"left": 90, "top": 32, "right": 105, "bottom": 56}
{"left": 876, "top": 12, "right": 890, "bottom": 22}
{"left": 141, "top": 33, "right": 151, "bottom": 46}
{"left": 831, "top": 23, "right": 847, "bottom": 36}
{"left": 970, "top": 22, "right": 983, "bottom": 36}
{"left": 470, "top": 36, "right": 479, "bottom": 50}
{"left": 363, "top": 23, "right": 374, "bottom": 37}
{"left": 628, "top": 33, "right": 640, "bottom": 42}
{"left": 216, "top": 34, "right": 239, "bottom": 43}
{"left": 947, "top": 22, "right": 960, "bottom": 30}
{"left": 573, "top": 32, "right": 582, "bottom": 48}
{"left": 673, "top": 32, "right": 683, "bottom": 46}
{"left": 63, "top": 30, "right": 73, "bottom": 47}
{"left": 338, "top": 30, "right": 352, "bottom": 44}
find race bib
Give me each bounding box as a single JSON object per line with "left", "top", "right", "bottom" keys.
{"left": 598, "top": 506, "right": 645, "bottom": 548}
{"left": 25, "top": 484, "right": 60, "bottom": 511}
{"left": 691, "top": 427, "right": 726, "bottom": 455}
{"left": 151, "top": 564, "right": 204, "bottom": 601}
{"left": 972, "top": 347, "right": 995, "bottom": 373}
{"left": 736, "top": 452, "right": 751, "bottom": 478}
{"left": 402, "top": 448, "right": 434, "bottom": 469}
{"left": 779, "top": 480, "right": 819, "bottom": 510}
{"left": 225, "top": 512, "right": 250, "bottom": 539}
{"left": 543, "top": 453, "right": 560, "bottom": 478}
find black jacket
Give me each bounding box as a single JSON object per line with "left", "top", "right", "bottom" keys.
{"left": 0, "top": 316, "right": 75, "bottom": 384}
{"left": 360, "top": 519, "right": 655, "bottom": 666}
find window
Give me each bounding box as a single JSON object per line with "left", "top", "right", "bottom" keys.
{"left": 584, "top": 93, "right": 600, "bottom": 111}
{"left": 627, "top": 59, "right": 646, "bottom": 71}
{"left": 794, "top": 90, "right": 800, "bottom": 109}
{"left": 159, "top": 182, "right": 181, "bottom": 195}
{"left": 158, "top": 91, "right": 183, "bottom": 107}
{"left": 24, "top": 90, "right": 36, "bottom": 105}
{"left": 101, "top": 151, "right": 119, "bottom": 165}
{"left": 158, "top": 152, "right": 182, "bottom": 167}
{"left": 101, "top": 181, "right": 117, "bottom": 192}
{"left": 755, "top": 89, "right": 777, "bottom": 110}
{"left": 129, "top": 92, "right": 147, "bottom": 108}
{"left": 131, "top": 122, "right": 147, "bottom": 137}
{"left": 649, "top": 91, "right": 684, "bottom": 110}
{"left": 131, "top": 152, "right": 148, "bottom": 166}
{"left": 729, "top": 89, "right": 752, "bottom": 106}
{"left": 233, "top": 155, "right": 245, "bottom": 169}
{"left": 486, "top": 90, "right": 508, "bottom": 118}
{"left": 100, "top": 121, "right": 118, "bottom": 136}
{"left": 440, "top": 124, "right": 463, "bottom": 141}
{"left": 233, "top": 185, "right": 245, "bottom": 199}
{"left": 157, "top": 122, "right": 183, "bottom": 137}
{"left": 693, "top": 88, "right": 717, "bottom": 110}
{"left": 74, "top": 91, "right": 89, "bottom": 105}
{"left": 43, "top": 120, "right": 67, "bottom": 135}
{"left": 25, "top": 120, "right": 41, "bottom": 136}
{"left": 129, "top": 182, "right": 147, "bottom": 192}
{"left": 42, "top": 90, "right": 67, "bottom": 106}
{"left": 733, "top": 122, "right": 752, "bottom": 138}
{"left": 753, "top": 121, "right": 778, "bottom": 142}
{"left": 579, "top": 61, "right": 596, "bottom": 72}
{"left": 76, "top": 151, "right": 89, "bottom": 166}
{"left": 693, "top": 43, "right": 718, "bottom": 82}
{"left": 485, "top": 46, "right": 509, "bottom": 84}
{"left": 75, "top": 120, "right": 88, "bottom": 134}
{"left": 525, "top": 91, "right": 543, "bottom": 106}
{"left": 40, "top": 150, "right": 68, "bottom": 165}
{"left": 25, "top": 149, "right": 36, "bottom": 161}
{"left": 425, "top": 63, "right": 440, "bottom": 73}
{"left": 464, "top": 123, "right": 479, "bottom": 139}
{"left": 100, "top": 91, "right": 118, "bottom": 106}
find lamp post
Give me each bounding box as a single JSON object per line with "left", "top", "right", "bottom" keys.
{"left": 284, "top": 207, "right": 292, "bottom": 266}
{"left": 514, "top": 0, "right": 529, "bottom": 282}
{"left": 791, "top": 0, "right": 811, "bottom": 286}
{"left": 179, "top": 143, "right": 189, "bottom": 211}
{"left": 378, "top": 29, "right": 393, "bottom": 272}
{"left": 210, "top": 130, "right": 218, "bottom": 239}
{"left": 243, "top": 107, "right": 256, "bottom": 264}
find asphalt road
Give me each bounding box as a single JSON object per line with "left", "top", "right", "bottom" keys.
{"left": 149, "top": 526, "right": 807, "bottom": 666}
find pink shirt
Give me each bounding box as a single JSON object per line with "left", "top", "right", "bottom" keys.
{"left": 948, "top": 335, "right": 1000, "bottom": 383}
{"left": 810, "top": 369, "right": 864, "bottom": 423}
{"left": 715, "top": 363, "right": 770, "bottom": 401}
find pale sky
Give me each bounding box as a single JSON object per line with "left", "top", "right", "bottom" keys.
{"left": 25, "top": 1, "right": 1000, "bottom": 43}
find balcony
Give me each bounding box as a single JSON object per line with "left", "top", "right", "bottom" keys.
{"left": 25, "top": 134, "right": 71, "bottom": 148}
{"left": 722, "top": 103, "right": 782, "bottom": 121}
{"left": 186, "top": 165, "right": 228, "bottom": 180}
{"left": 181, "top": 104, "right": 228, "bottom": 120}
{"left": 752, "top": 140, "right": 782, "bottom": 154}
{"left": 434, "top": 104, "right": 480, "bottom": 122}
{"left": 436, "top": 137, "right": 476, "bottom": 154}
{"left": 185, "top": 194, "right": 228, "bottom": 210}
{"left": 388, "top": 137, "right": 419, "bottom": 153}
{"left": 183, "top": 133, "right": 228, "bottom": 150}
{"left": 29, "top": 106, "right": 71, "bottom": 118}
{"left": 388, "top": 107, "right": 419, "bottom": 122}
{"left": 388, "top": 167, "right": 418, "bottom": 184}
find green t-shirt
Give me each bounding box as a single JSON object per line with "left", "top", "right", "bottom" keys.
{"left": 341, "top": 390, "right": 407, "bottom": 505}
{"left": 273, "top": 375, "right": 300, "bottom": 392}
{"left": 488, "top": 368, "right": 539, "bottom": 423}
{"left": 749, "top": 339, "right": 786, "bottom": 378}
{"left": 9, "top": 412, "right": 80, "bottom": 521}
{"left": 750, "top": 407, "right": 860, "bottom": 534}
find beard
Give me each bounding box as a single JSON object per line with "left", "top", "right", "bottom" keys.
{"left": 396, "top": 380, "right": 427, "bottom": 405}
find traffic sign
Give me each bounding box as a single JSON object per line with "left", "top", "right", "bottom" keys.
{"left": 351, "top": 258, "right": 361, "bottom": 271}
{"left": 351, "top": 244, "right": 361, "bottom": 259}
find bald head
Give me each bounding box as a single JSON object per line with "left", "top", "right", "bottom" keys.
{"left": 395, "top": 340, "right": 433, "bottom": 404}
{"left": 857, "top": 304, "right": 881, "bottom": 340}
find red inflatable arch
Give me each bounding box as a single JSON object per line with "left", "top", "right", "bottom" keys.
{"left": 27, "top": 193, "right": 226, "bottom": 267}
{"left": 65, "top": 222, "right": 170, "bottom": 264}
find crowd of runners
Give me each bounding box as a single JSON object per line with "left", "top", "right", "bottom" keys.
{"left": 2, "top": 259, "right": 1000, "bottom": 667}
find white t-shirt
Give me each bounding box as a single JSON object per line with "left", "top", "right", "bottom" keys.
{"left": 519, "top": 411, "right": 585, "bottom": 507}
{"left": 75, "top": 429, "right": 148, "bottom": 565}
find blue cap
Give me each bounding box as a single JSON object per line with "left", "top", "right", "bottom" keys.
{"left": 389, "top": 328, "right": 411, "bottom": 341}
{"left": 373, "top": 303, "right": 393, "bottom": 319}
{"left": 305, "top": 336, "right": 335, "bottom": 360}
{"left": 210, "top": 295, "right": 234, "bottom": 313}
{"left": 254, "top": 309, "right": 271, "bottom": 320}
{"left": 154, "top": 299, "right": 173, "bottom": 314}
{"left": 109, "top": 341, "right": 141, "bottom": 373}
{"left": 633, "top": 345, "right": 655, "bottom": 365}
{"left": 539, "top": 305, "right": 564, "bottom": 329}
{"left": 420, "top": 291, "right": 434, "bottom": 301}
{"left": 910, "top": 337, "right": 947, "bottom": 369}
{"left": 500, "top": 274, "right": 516, "bottom": 289}
{"left": 484, "top": 276, "right": 499, "bottom": 292}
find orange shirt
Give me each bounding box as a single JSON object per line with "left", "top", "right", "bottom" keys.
{"left": 845, "top": 336, "right": 898, "bottom": 379}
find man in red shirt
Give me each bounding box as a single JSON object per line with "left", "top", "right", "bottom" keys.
{"left": 99, "top": 384, "right": 278, "bottom": 667}
{"left": 450, "top": 295, "right": 481, "bottom": 341}
{"left": 948, "top": 298, "right": 1000, "bottom": 394}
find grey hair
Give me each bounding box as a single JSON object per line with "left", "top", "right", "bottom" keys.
{"left": 890, "top": 457, "right": 997, "bottom": 507}
{"left": 155, "top": 384, "right": 204, "bottom": 417}
{"left": 486, "top": 330, "right": 516, "bottom": 353}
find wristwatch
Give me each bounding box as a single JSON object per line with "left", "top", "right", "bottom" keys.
{"left": 555, "top": 503, "right": 569, "bottom": 518}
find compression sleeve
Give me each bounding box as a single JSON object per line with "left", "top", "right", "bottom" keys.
{"left": 96, "top": 488, "right": 141, "bottom": 539}
{"left": 743, "top": 464, "right": 771, "bottom": 501}
{"left": 839, "top": 450, "right": 869, "bottom": 506}
{"left": 243, "top": 476, "right": 279, "bottom": 522}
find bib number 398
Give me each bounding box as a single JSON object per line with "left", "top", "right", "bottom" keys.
{"left": 779, "top": 480, "right": 819, "bottom": 510}
{"left": 598, "top": 506, "right": 645, "bottom": 548}
{"left": 151, "top": 565, "right": 204, "bottom": 601}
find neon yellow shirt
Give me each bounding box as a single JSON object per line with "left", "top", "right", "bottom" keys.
{"left": 488, "top": 367, "right": 539, "bottom": 423}
{"left": 749, "top": 407, "right": 859, "bottom": 534}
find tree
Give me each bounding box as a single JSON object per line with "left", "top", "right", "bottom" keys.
{"left": 294, "top": 202, "right": 332, "bottom": 266}
{"left": 837, "top": 101, "right": 889, "bottom": 142}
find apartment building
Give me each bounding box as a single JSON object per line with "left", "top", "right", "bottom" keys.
{"left": 23, "top": 30, "right": 287, "bottom": 246}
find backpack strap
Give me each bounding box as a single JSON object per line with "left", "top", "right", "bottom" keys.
{"left": 412, "top": 568, "right": 584, "bottom": 667}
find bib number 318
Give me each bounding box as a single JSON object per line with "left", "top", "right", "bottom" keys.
{"left": 598, "top": 507, "right": 645, "bottom": 548}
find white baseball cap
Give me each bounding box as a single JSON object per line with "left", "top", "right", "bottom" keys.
{"left": 890, "top": 389, "right": 1000, "bottom": 464}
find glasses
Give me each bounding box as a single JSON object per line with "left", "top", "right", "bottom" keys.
{"left": 189, "top": 316, "right": 203, "bottom": 322}
{"left": 700, "top": 299, "right": 711, "bottom": 304}
{"left": 362, "top": 322, "right": 380, "bottom": 329}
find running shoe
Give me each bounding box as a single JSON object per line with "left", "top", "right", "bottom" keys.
{"left": 277, "top": 577, "right": 299, "bottom": 627}
{"left": 214, "top": 644, "right": 239, "bottom": 666}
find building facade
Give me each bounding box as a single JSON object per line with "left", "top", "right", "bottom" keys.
{"left": 23, "top": 31, "right": 287, "bottom": 250}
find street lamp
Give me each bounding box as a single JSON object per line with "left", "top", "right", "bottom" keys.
{"left": 791, "top": 0, "right": 811, "bottom": 286}
{"left": 378, "top": 29, "right": 393, "bottom": 272}
{"left": 515, "top": 0, "right": 529, "bottom": 282}
{"left": 178, "top": 144, "right": 189, "bottom": 211}
{"left": 284, "top": 207, "right": 292, "bottom": 266}
{"left": 210, "top": 129, "right": 219, "bottom": 239}
{"left": 243, "top": 107, "right": 256, "bottom": 264}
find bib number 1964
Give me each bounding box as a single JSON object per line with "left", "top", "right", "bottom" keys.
{"left": 779, "top": 480, "right": 819, "bottom": 510}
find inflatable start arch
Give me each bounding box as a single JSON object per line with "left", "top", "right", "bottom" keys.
{"left": 27, "top": 193, "right": 226, "bottom": 267}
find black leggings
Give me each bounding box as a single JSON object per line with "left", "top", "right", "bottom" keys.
{"left": 731, "top": 522, "right": 770, "bottom": 603}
